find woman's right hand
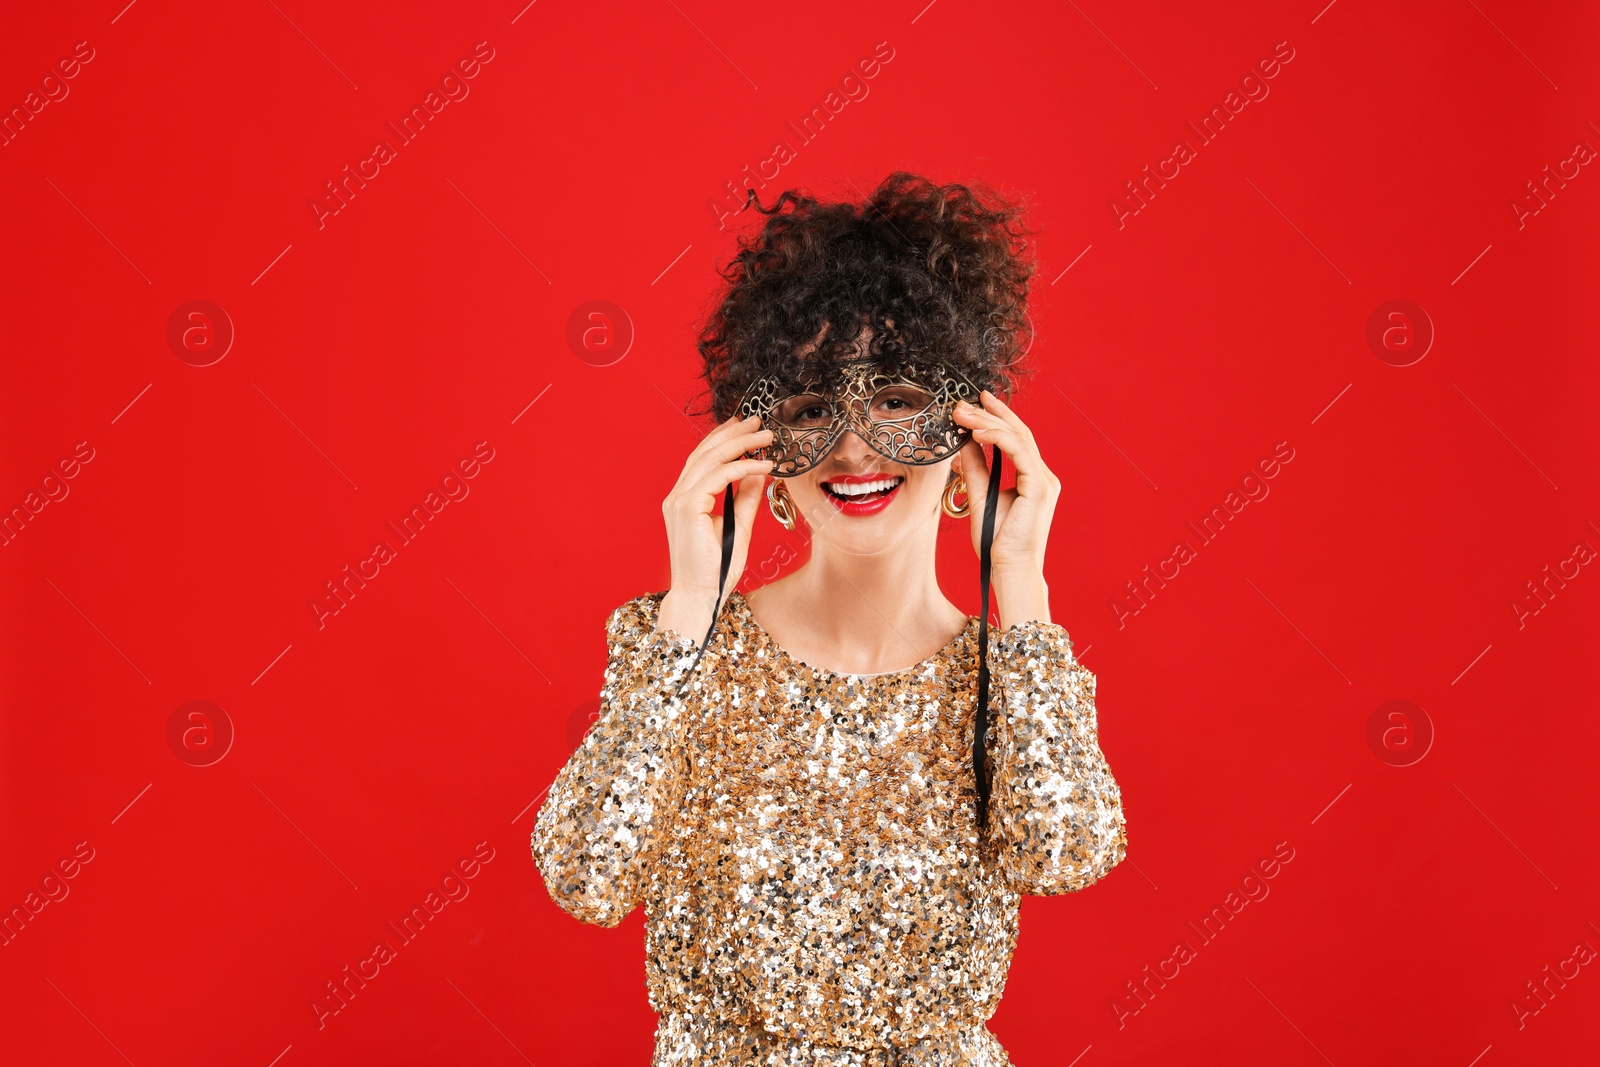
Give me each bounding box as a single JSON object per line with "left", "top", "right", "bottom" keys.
{"left": 657, "top": 414, "right": 775, "bottom": 642}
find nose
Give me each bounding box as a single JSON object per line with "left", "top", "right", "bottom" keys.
{"left": 821, "top": 426, "right": 897, "bottom": 476}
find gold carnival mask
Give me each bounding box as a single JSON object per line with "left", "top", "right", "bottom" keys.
{"left": 735, "top": 358, "right": 983, "bottom": 477}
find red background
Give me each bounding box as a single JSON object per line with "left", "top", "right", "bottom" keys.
{"left": 3, "top": 1, "right": 1596, "bottom": 1064}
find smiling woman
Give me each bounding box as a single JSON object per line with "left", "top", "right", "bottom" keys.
{"left": 532, "top": 171, "right": 1127, "bottom": 1066}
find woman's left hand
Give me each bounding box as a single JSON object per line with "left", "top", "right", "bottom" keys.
{"left": 951, "top": 390, "right": 1060, "bottom": 584}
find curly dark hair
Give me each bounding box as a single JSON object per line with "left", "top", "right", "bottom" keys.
{"left": 688, "top": 172, "right": 1039, "bottom": 423}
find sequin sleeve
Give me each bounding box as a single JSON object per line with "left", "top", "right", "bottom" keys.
{"left": 531, "top": 592, "right": 703, "bottom": 927}
{"left": 986, "top": 620, "right": 1127, "bottom": 895}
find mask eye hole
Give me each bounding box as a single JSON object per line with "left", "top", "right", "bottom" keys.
{"left": 868, "top": 385, "right": 935, "bottom": 421}
{"left": 772, "top": 393, "right": 835, "bottom": 428}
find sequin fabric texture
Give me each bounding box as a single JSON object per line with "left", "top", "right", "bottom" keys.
{"left": 532, "top": 589, "right": 1127, "bottom": 1066}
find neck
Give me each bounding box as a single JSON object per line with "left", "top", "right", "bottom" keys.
{"left": 783, "top": 522, "right": 960, "bottom": 664}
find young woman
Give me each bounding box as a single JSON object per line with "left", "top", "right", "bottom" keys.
{"left": 533, "top": 172, "right": 1127, "bottom": 1065}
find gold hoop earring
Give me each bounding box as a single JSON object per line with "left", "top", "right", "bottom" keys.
{"left": 941, "top": 473, "right": 970, "bottom": 519}
{"left": 767, "top": 480, "right": 797, "bottom": 531}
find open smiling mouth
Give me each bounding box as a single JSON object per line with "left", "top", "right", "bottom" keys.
{"left": 821, "top": 475, "right": 904, "bottom": 511}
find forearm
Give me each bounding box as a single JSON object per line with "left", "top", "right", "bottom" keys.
{"left": 656, "top": 586, "right": 723, "bottom": 645}
{"left": 987, "top": 618, "right": 1126, "bottom": 894}
{"left": 531, "top": 596, "right": 702, "bottom": 926}
{"left": 991, "top": 569, "right": 1050, "bottom": 629}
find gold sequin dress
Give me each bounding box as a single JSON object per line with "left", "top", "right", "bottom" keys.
{"left": 532, "top": 589, "right": 1126, "bottom": 1066}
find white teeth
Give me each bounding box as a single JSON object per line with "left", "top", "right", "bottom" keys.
{"left": 826, "top": 476, "right": 903, "bottom": 497}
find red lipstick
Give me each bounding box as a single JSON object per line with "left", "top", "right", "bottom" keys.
{"left": 820, "top": 473, "right": 904, "bottom": 516}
